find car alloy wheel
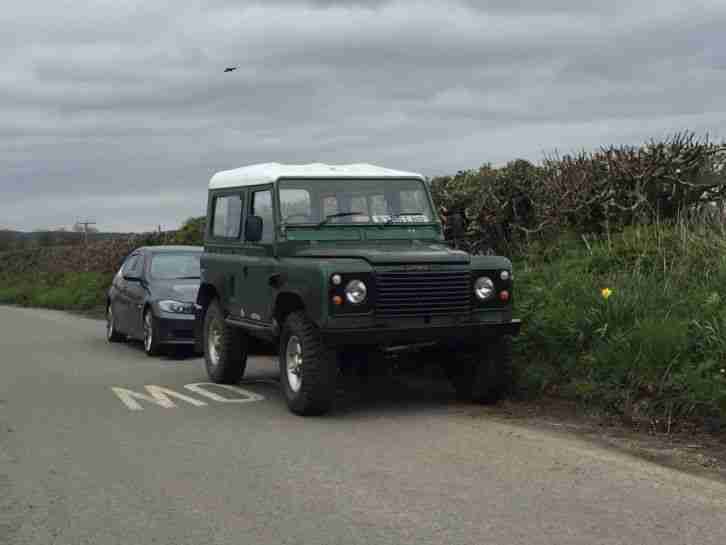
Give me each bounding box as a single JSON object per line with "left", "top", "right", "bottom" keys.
{"left": 106, "top": 307, "right": 115, "bottom": 340}
{"left": 285, "top": 335, "right": 303, "bottom": 393}
{"left": 144, "top": 311, "right": 154, "bottom": 353}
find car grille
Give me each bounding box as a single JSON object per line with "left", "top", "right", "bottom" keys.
{"left": 375, "top": 269, "right": 471, "bottom": 318}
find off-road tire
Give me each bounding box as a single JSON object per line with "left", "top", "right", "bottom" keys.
{"left": 203, "top": 300, "right": 247, "bottom": 383}
{"left": 280, "top": 311, "right": 337, "bottom": 416}
{"left": 448, "top": 336, "right": 514, "bottom": 403}
{"left": 106, "top": 304, "right": 126, "bottom": 343}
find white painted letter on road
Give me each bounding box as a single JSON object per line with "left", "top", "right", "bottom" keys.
{"left": 112, "top": 385, "right": 208, "bottom": 411}
{"left": 184, "top": 383, "right": 265, "bottom": 403}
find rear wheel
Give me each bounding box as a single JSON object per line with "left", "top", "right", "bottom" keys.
{"left": 448, "top": 336, "right": 514, "bottom": 403}
{"left": 280, "top": 312, "right": 337, "bottom": 416}
{"left": 106, "top": 304, "right": 126, "bottom": 343}
{"left": 203, "top": 300, "right": 247, "bottom": 383}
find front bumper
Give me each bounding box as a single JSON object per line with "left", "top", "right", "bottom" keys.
{"left": 321, "top": 318, "right": 521, "bottom": 347}
{"left": 154, "top": 312, "right": 196, "bottom": 345}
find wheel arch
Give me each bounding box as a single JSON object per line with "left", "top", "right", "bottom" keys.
{"left": 197, "top": 282, "right": 219, "bottom": 311}
{"left": 195, "top": 283, "right": 219, "bottom": 351}
{"left": 273, "top": 291, "right": 306, "bottom": 329}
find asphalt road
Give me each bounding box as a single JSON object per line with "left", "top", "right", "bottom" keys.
{"left": 1, "top": 306, "right": 725, "bottom": 545}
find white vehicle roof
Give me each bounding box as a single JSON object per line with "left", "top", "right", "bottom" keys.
{"left": 209, "top": 162, "right": 425, "bottom": 190}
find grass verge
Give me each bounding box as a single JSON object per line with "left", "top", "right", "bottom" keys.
{"left": 514, "top": 221, "right": 726, "bottom": 428}
{"left": 0, "top": 271, "right": 111, "bottom": 312}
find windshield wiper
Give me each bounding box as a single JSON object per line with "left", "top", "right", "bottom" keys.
{"left": 316, "top": 211, "right": 364, "bottom": 227}
{"left": 385, "top": 212, "right": 426, "bottom": 225}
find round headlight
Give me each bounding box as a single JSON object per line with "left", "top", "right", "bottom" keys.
{"left": 345, "top": 279, "right": 367, "bottom": 304}
{"left": 474, "top": 276, "right": 495, "bottom": 301}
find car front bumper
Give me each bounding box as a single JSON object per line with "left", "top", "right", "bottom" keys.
{"left": 154, "top": 312, "right": 196, "bottom": 345}
{"left": 321, "top": 318, "right": 521, "bottom": 347}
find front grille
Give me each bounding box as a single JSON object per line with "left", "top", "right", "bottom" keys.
{"left": 375, "top": 269, "right": 471, "bottom": 318}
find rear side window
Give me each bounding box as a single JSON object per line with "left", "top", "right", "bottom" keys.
{"left": 150, "top": 253, "right": 201, "bottom": 280}
{"left": 212, "top": 194, "right": 243, "bottom": 238}
{"left": 122, "top": 255, "right": 143, "bottom": 277}
{"left": 250, "top": 189, "right": 274, "bottom": 242}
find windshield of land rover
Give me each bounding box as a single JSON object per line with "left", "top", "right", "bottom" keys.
{"left": 279, "top": 178, "right": 435, "bottom": 226}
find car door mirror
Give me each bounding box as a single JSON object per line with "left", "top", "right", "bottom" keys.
{"left": 123, "top": 273, "right": 142, "bottom": 282}
{"left": 449, "top": 212, "right": 466, "bottom": 240}
{"left": 245, "top": 215, "right": 263, "bottom": 243}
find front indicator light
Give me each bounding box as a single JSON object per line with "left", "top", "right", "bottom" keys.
{"left": 332, "top": 295, "right": 344, "bottom": 306}
{"left": 499, "top": 290, "right": 510, "bottom": 302}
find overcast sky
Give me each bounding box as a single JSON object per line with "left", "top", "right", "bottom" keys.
{"left": 2, "top": 0, "right": 726, "bottom": 232}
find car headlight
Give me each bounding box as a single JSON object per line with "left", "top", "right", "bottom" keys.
{"left": 345, "top": 279, "right": 367, "bottom": 304}
{"left": 474, "top": 276, "right": 495, "bottom": 301}
{"left": 158, "top": 300, "right": 195, "bottom": 314}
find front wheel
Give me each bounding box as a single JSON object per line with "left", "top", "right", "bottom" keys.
{"left": 448, "top": 336, "right": 514, "bottom": 403}
{"left": 203, "top": 300, "right": 247, "bottom": 383}
{"left": 279, "top": 312, "right": 337, "bottom": 416}
{"left": 143, "top": 309, "right": 162, "bottom": 357}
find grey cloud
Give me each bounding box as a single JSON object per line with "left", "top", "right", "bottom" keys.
{"left": 1, "top": 0, "right": 725, "bottom": 231}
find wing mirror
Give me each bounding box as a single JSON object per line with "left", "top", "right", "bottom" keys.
{"left": 449, "top": 212, "right": 466, "bottom": 240}
{"left": 123, "top": 273, "right": 142, "bottom": 282}
{"left": 245, "top": 215, "right": 263, "bottom": 242}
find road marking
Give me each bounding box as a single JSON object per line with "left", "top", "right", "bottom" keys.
{"left": 112, "top": 385, "right": 208, "bottom": 411}
{"left": 184, "top": 383, "right": 265, "bottom": 403}
{"left": 111, "top": 383, "right": 265, "bottom": 410}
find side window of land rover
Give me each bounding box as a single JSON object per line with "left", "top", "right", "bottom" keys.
{"left": 250, "top": 189, "right": 274, "bottom": 242}
{"left": 212, "top": 194, "right": 243, "bottom": 239}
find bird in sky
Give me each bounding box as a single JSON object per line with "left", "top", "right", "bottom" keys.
{"left": 224, "top": 66, "right": 238, "bottom": 73}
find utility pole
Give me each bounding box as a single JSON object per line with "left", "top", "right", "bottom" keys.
{"left": 76, "top": 218, "right": 97, "bottom": 271}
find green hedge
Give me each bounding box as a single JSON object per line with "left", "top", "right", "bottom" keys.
{"left": 432, "top": 132, "right": 726, "bottom": 256}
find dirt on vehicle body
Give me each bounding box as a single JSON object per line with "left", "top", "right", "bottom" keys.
{"left": 196, "top": 163, "right": 521, "bottom": 415}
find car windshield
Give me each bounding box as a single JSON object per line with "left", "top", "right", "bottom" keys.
{"left": 279, "top": 178, "right": 435, "bottom": 226}
{"left": 149, "top": 253, "right": 201, "bottom": 280}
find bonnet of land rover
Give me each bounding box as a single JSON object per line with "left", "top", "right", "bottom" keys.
{"left": 196, "top": 163, "right": 521, "bottom": 416}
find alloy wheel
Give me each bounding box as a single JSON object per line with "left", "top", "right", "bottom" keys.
{"left": 208, "top": 317, "right": 222, "bottom": 367}
{"left": 106, "top": 306, "right": 114, "bottom": 340}
{"left": 144, "top": 312, "right": 153, "bottom": 352}
{"left": 286, "top": 335, "right": 303, "bottom": 393}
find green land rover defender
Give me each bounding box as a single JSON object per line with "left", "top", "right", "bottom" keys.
{"left": 196, "top": 163, "right": 521, "bottom": 415}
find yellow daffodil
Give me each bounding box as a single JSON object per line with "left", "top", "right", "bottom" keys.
{"left": 601, "top": 288, "right": 613, "bottom": 300}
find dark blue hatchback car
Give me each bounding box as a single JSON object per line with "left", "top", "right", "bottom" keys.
{"left": 106, "top": 246, "right": 203, "bottom": 356}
